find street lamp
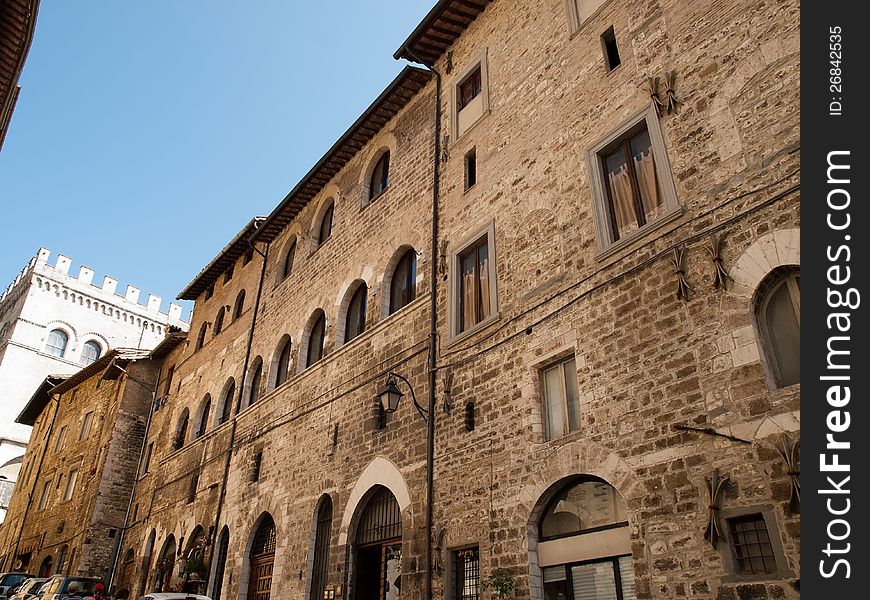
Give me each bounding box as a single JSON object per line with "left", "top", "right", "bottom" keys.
{"left": 377, "top": 372, "right": 428, "bottom": 422}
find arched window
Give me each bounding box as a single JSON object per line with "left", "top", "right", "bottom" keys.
{"left": 248, "top": 359, "right": 263, "bottom": 407}
{"left": 390, "top": 249, "right": 417, "bottom": 314}
{"left": 344, "top": 285, "right": 367, "bottom": 343}
{"left": 282, "top": 242, "right": 296, "bottom": 280}
{"left": 310, "top": 496, "right": 333, "bottom": 600}
{"left": 369, "top": 151, "right": 390, "bottom": 200}
{"left": 306, "top": 311, "right": 326, "bottom": 367}
{"left": 196, "top": 395, "right": 211, "bottom": 439}
{"left": 119, "top": 548, "right": 135, "bottom": 591}
{"left": 537, "top": 477, "right": 635, "bottom": 600}
{"left": 234, "top": 290, "right": 246, "bottom": 321}
{"left": 46, "top": 329, "right": 68, "bottom": 357}
{"left": 354, "top": 486, "right": 401, "bottom": 599}
{"left": 318, "top": 203, "right": 334, "bottom": 245}
{"left": 195, "top": 323, "right": 208, "bottom": 351}
{"left": 38, "top": 555, "right": 53, "bottom": 577}
{"left": 248, "top": 515, "right": 276, "bottom": 600}
{"left": 275, "top": 338, "right": 292, "bottom": 388}
{"left": 80, "top": 340, "right": 102, "bottom": 366}
{"left": 155, "top": 535, "right": 177, "bottom": 592}
{"left": 755, "top": 268, "right": 800, "bottom": 388}
{"left": 174, "top": 409, "right": 189, "bottom": 451}
{"left": 219, "top": 380, "right": 235, "bottom": 425}
{"left": 214, "top": 307, "right": 226, "bottom": 336}
{"left": 57, "top": 544, "right": 69, "bottom": 575}
{"left": 212, "top": 527, "right": 230, "bottom": 600}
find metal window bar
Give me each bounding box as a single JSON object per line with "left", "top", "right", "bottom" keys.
{"left": 356, "top": 487, "right": 402, "bottom": 545}
{"left": 729, "top": 515, "right": 777, "bottom": 574}
{"left": 251, "top": 516, "right": 277, "bottom": 557}
{"left": 311, "top": 497, "right": 333, "bottom": 600}
{"left": 453, "top": 547, "right": 480, "bottom": 600}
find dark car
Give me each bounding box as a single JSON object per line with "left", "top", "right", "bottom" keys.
{"left": 8, "top": 578, "right": 49, "bottom": 600}
{"left": 35, "top": 576, "right": 103, "bottom": 600}
{"left": 0, "top": 574, "right": 34, "bottom": 600}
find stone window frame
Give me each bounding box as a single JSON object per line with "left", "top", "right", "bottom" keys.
{"left": 79, "top": 339, "right": 103, "bottom": 366}
{"left": 79, "top": 410, "right": 94, "bottom": 440}
{"left": 586, "top": 105, "right": 682, "bottom": 258}
{"left": 233, "top": 289, "right": 247, "bottom": 321}
{"left": 447, "top": 220, "right": 500, "bottom": 342}
{"left": 244, "top": 355, "right": 265, "bottom": 409}
{"left": 37, "top": 479, "right": 52, "bottom": 510}
{"left": 54, "top": 425, "right": 67, "bottom": 453}
{"left": 448, "top": 544, "right": 481, "bottom": 600}
{"left": 367, "top": 150, "right": 391, "bottom": 203}
{"left": 450, "top": 49, "right": 490, "bottom": 142}
{"left": 539, "top": 353, "right": 582, "bottom": 442}
{"left": 718, "top": 504, "right": 795, "bottom": 584}
{"left": 45, "top": 327, "right": 70, "bottom": 358}
{"left": 336, "top": 280, "right": 369, "bottom": 349}
{"left": 300, "top": 309, "right": 328, "bottom": 371}
{"left": 194, "top": 394, "right": 212, "bottom": 439}
{"left": 61, "top": 468, "right": 78, "bottom": 502}
{"left": 564, "top": 0, "right": 613, "bottom": 36}
{"left": 277, "top": 236, "right": 298, "bottom": 286}
{"left": 752, "top": 267, "right": 801, "bottom": 390}
{"left": 381, "top": 245, "right": 420, "bottom": 320}
{"left": 270, "top": 334, "right": 293, "bottom": 390}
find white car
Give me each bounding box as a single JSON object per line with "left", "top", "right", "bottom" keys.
{"left": 137, "top": 595, "right": 212, "bottom": 600}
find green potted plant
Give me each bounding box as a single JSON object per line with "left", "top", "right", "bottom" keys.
{"left": 482, "top": 567, "right": 515, "bottom": 599}
{"left": 183, "top": 555, "right": 206, "bottom": 580}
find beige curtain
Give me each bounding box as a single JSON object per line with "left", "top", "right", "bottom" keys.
{"left": 478, "top": 254, "right": 490, "bottom": 321}
{"left": 634, "top": 149, "right": 662, "bottom": 222}
{"left": 607, "top": 164, "right": 637, "bottom": 235}
{"left": 462, "top": 263, "right": 476, "bottom": 328}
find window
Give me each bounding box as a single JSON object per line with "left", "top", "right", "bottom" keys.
{"left": 318, "top": 202, "right": 334, "bottom": 245}
{"left": 187, "top": 470, "right": 199, "bottom": 503}
{"left": 543, "top": 557, "right": 636, "bottom": 600}
{"left": 196, "top": 396, "right": 211, "bottom": 439}
{"left": 587, "top": 107, "right": 680, "bottom": 253}
{"left": 140, "top": 442, "right": 154, "bottom": 476}
{"left": 540, "top": 479, "right": 628, "bottom": 541}
{"left": 213, "top": 307, "right": 226, "bottom": 336}
{"left": 281, "top": 241, "right": 296, "bottom": 280}
{"left": 54, "top": 426, "right": 67, "bottom": 453}
{"left": 62, "top": 470, "right": 78, "bottom": 501}
{"left": 219, "top": 380, "right": 235, "bottom": 425}
{"left": 251, "top": 451, "right": 263, "bottom": 482}
{"left": 450, "top": 223, "right": 498, "bottom": 337}
{"left": 37, "top": 480, "right": 51, "bottom": 510}
{"left": 306, "top": 311, "right": 326, "bottom": 367}
{"left": 248, "top": 360, "right": 263, "bottom": 406}
{"left": 46, "top": 329, "right": 68, "bottom": 357}
{"left": 541, "top": 356, "right": 581, "bottom": 440}
{"left": 464, "top": 148, "right": 477, "bottom": 191}
{"left": 244, "top": 247, "right": 254, "bottom": 265}
{"left": 344, "top": 285, "right": 367, "bottom": 343}
{"left": 174, "top": 410, "right": 189, "bottom": 450}
{"left": 163, "top": 365, "right": 175, "bottom": 397}
{"left": 310, "top": 496, "right": 333, "bottom": 600}
{"left": 756, "top": 268, "right": 800, "bottom": 388}
{"left": 451, "top": 547, "right": 480, "bottom": 600}
{"left": 205, "top": 285, "right": 214, "bottom": 301}
{"left": 369, "top": 151, "right": 390, "bottom": 200}
{"left": 601, "top": 26, "right": 620, "bottom": 71}
{"left": 453, "top": 51, "right": 489, "bottom": 139}
{"left": 195, "top": 323, "right": 208, "bottom": 351}
{"left": 79, "top": 411, "right": 94, "bottom": 440}
{"left": 275, "top": 339, "right": 292, "bottom": 388}
{"left": 567, "top": 0, "right": 610, "bottom": 33}
{"left": 389, "top": 250, "right": 417, "bottom": 315}
{"left": 80, "top": 341, "right": 102, "bottom": 366}
{"left": 727, "top": 515, "right": 776, "bottom": 575}
{"left": 224, "top": 265, "right": 234, "bottom": 283}
{"left": 233, "top": 290, "right": 246, "bottom": 321}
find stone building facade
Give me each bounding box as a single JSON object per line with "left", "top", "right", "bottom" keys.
{"left": 0, "top": 346, "right": 177, "bottom": 579}
{"left": 0, "top": 249, "right": 188, "bottom": 521}
{"left": 2, "top": 0, "right": 800, "bottom": 598}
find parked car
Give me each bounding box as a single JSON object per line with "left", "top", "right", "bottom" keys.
{"left": 0, "top": 574, "right": 34, "bottom": 600}
{"left": 136, "top": 595, "right": 211, "bottom": 600}
{"left": 35, "top": 576, "right": 102, "bottom": 599}
{"left": 8, "top": 578, "right": 49, "bottom": 600}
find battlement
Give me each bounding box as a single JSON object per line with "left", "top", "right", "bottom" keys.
{"left": 2, "top": 248, "right": 189, "bottom": 326}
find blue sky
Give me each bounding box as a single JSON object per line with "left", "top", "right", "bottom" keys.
{"left": 1, "top": 1, "right": 434, "bottom": 320}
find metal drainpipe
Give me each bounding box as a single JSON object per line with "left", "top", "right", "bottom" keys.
{"left": 208, "top": 237, "right": 269, "bottom": 595}
{"left": 106, "top": 361, "right": 162, "bottom": 592}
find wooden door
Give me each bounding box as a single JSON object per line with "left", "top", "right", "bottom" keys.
{"left": 248, "top": 553, "right": 274, "bottom": 600}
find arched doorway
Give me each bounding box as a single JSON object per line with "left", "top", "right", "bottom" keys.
{"left": 154, "top": 535, "right": 177, "bottom": 592}
{"left": 211, "top": 527, "right": 230, "bottom": 600}
{"left": 38, "top": 555, "right": 53, "bottom": 577}
{"left": 354, "top": 486, "right": 402, "bottom": 600}
{"left": 118, "top": 548, "right": 135, "bottom": 592}
{"left": 183, "top": 526, "right": 208, "bottom": 593}
{"left": 535, "top": 477, "right": 636, "bottom": 600}
{"left": 248, "top": 514, "right": 276, "bottom": 600}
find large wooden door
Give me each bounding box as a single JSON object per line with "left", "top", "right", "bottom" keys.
{"left": 248, "top": 553, "right": 274, "bottom": 600}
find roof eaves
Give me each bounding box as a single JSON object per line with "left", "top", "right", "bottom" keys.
{"left": 393, "top": 0, "right": 491, "bottom": 63}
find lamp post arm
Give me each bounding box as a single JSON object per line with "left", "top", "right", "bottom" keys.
{"left": 390, "top": 371, "right": 428, "bottom": 423}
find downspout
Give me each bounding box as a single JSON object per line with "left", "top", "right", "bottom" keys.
{"left": 106, "top": 361, "right": 162, "bottom": 592}
{"left": 208, "top": 235, "right": 270, "bottom": 595}
{"left": 402, "top": 46, "right": 442, "bottom": 600}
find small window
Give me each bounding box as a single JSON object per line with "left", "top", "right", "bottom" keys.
{"left": 244, "top": 247, "right": 254, "bottom": 265}
{"left": 727, "top": 515, "right": 777, "bottom": 575}
{"left": 541, "top": 356, "right": 581, "bottom": 440}
{"left": 213, "top": 307, "right": 226, "bottom": 336}
{"left": 205, "top": 285, "right": 214, "bottom": 301}
{"left": 54, "top": 426, "right": 67, "bottom": 453}
{"left": 452, "top": 547, "right": 480, "bottom": 600}
{"left": 248, "top": 361, "right": 263, "bottom": 406}
{"left": 588, "top": 107, "right": 680, "bottom": 252}
{"left": 187, "top": 470, "right": 199, "bottom": 504}
{"left": 233, "top": 290, "right": 246, "bottom": 320}
{"left": 218, "top": 380, "right": 235, "bottom": 425}
{"left": 464, "top": 148, "right": 477, "bottom": 191}
{"left": 251, "top": 451, "right": 263, "bottom": 482}
{"left": 174, "top": 410, "right": 189, "bottom": 450}
{"left": 601, "top": 26, "right": 620, "bottom": 71}
{"left": 453, "top": 52, "right": 490, "bottom": 139}
{"left": 275, "top": 339, "right": 292, "bottom": 388}
{"left": 163, "top": 365, "right": 175, "bottom": 397}
{"left": 80, "top": 341, "right": 102, "bottom": 366}
{"left": 452, "top": 225, "right": 498, "bottom": 336}
{"left": 369, "top": 151, "right": 390, "bottom": 200}
{"left": 195, "top": 323, "right": 208, "bottom": 351}
{"left": 389, "top": 250, "right": 417, "bottom": 315}
{"left": 224, "top": 266, "right": 234, "bottom": 283}
{"left": 62, "top": 469, "right": 78, "bottom": 501}
{"left": 344, "top": 285, "right": 367, "bottom": 343}
{"left": 458, "top": 67, "right": 482, "bottom": 110}
{"left": 318, "top": 203, "right": 334, "bottom": 245}
{"left": 306, "top": 311, "right": 326, "bottom": 367}
{"left": 282, "top": 241, "right": 296, "bottom": 280}
{"left": 37, "top": 480, "right": 51, "bottom": 510}
{"left": 46, "top": 329, "right": 68, "bottom": 357}
{"left": 756, "top": 269, "right": 800, "bottom": 388}
{"left": 79, "top": 411, "right": 94, "bottom": 440}
{"left": 140, "top": 442, "right": 153, "bottom": 476}
{"left": 196, "top": 396, "right": 211, "bottom": 439}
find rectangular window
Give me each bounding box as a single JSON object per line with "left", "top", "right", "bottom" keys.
{"left": 54, "top": 426, "right": 67, "bottom": 452}
{"left": 451, "top": 547, "right": 480, "bottom": 600}
{"left": 542, "top": 356, "right": 581, "bottom": 440}
{"left": 251, "top": 451, "right": 263, "bottom": 482}
{"left": 587, "top": 107, "right": 680, "bottom": 254}
{"left": 79, "top": 411, "right": 94, "bottom": 440}
{"left": 601, "top": 26, "right": 620, "bottom": 71}
{"left": 140, "top": 442, "right": 153, "bottom": 476}
{"left": 728, "top": 515, "right": 777, "bottom": 575}
{"left": 224, "top": 266, "right": 234, "bottom": 283}
{"left": 205, "top": 285, "right": 214, "bottom": 300}
{"left": 37, "top": 480, "right": 51, "bottom": 510}
{"left": 458, "top": 67, "right": 482, "bottom": 110}
{"left": 452, "top": 51, "right": 490, "bottom": 139}
{"left": 450, "top": 222, "right": 498, "bottom": 338}
{"left": 62, "top": 469, "right": 77, "bottom": 501}
{"left": 163, "top": 365, "right": 175, "bottom": 397}
{"left": 464, "top": 148, "right": 477, "bottom": 191}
